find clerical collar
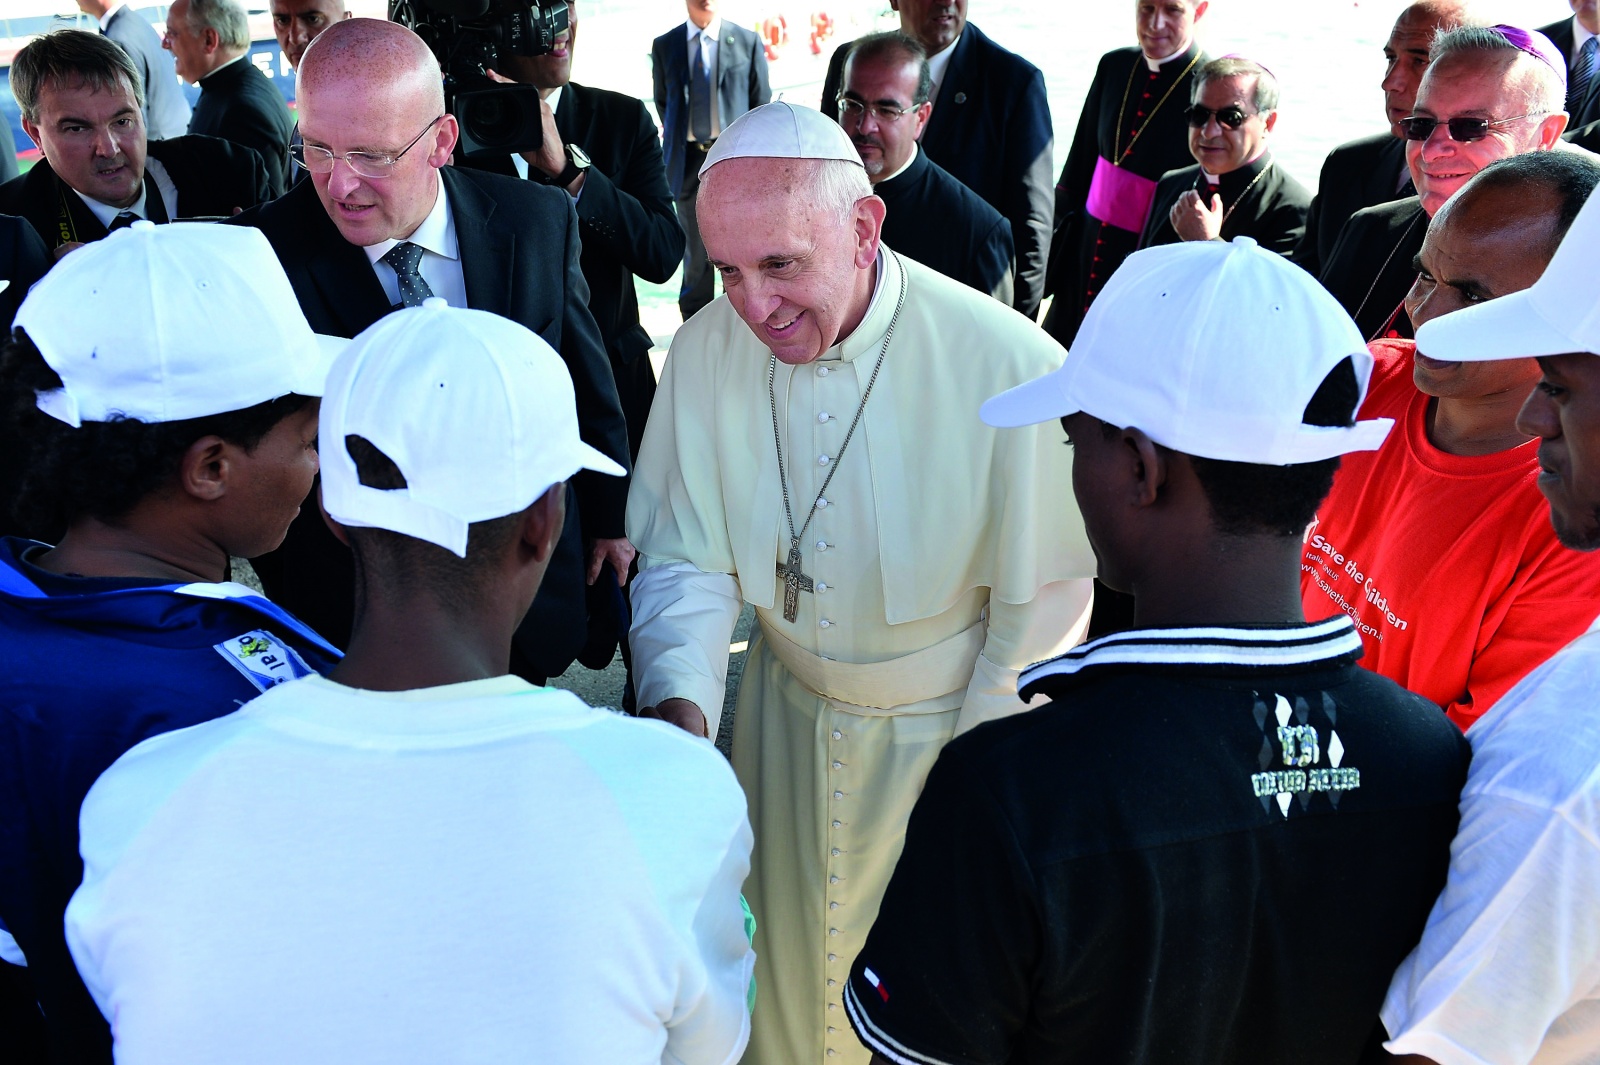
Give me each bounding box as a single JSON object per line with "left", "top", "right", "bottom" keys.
{"left": 1203, "top": 149, "right": 1270, "bottom": 189}
{"left": 821, "top": 246, "right": 889, "bottom": 363}
{"left": 875, "top": 143, "right": 919, "bottom": 186}
{"left": 199, "top": 53, "right": 250, "bottom": 82}
{"left": 1144, "top": 40, "right": 1195, "bottom": 73}
{"left": 927, "top": 36, "right": 960, "bottom": 102}
{"left": 362, "top": 178, "right": 459, "bottom": 265}
{"left": 98, "top": 2, "right": 127, "bottom": 30}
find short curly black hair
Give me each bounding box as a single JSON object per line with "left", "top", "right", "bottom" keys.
{"left": 0, "top": 328, "right": 314, "bottom": 540}
{"left": 1187, "top": 356, "right": 1360, "bottom": 537}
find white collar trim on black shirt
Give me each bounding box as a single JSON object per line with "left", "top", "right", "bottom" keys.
{"left": 1018, "top": 615, "right": 1363, "bottom": 694}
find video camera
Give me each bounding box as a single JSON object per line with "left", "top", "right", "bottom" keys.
{"left": 389, "top": 0, "right": 569, "bottom": 158}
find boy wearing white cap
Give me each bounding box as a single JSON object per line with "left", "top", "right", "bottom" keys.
{"left": 0, "top": 222, "right": 341, "bottom": 1061}
{"left": 65, "top": 302, "right": 757, "bottom": 1065}
{"left": 627, "top": 99, "right": 1095, "bottom": 1065}
{"left": 845, "top": 237, "right": 1470, "bottom": 1065}
{"left": 1379, "top": 183, "right": 1600, "bottom": 1065}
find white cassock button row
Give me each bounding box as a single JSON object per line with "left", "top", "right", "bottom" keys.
{"left": 820, "top": 619, "right": 831, "bottom": 628}
{"left": 817, "top": 497, "right": 829, "bottom": 508}
{"left": 817, "top": 582, "right": 827, "bottom": 592}
{"left": 818, "top": 366, "right": 831, "bottom": 377}
{"left": 832, "top": 729, "right": 842, "bottom": 739}
{"left": 818, "top": 411, "right": 830, "bottom": 423}
{"left": 819, "top": 454, "right": 830, "bottom": 466}
{"left": 816, "top": 540, "right": 828, "bottom": 551}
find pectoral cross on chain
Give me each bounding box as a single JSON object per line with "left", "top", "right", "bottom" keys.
{"left": 776, "top": 537, "right": 814, "bottom": 622}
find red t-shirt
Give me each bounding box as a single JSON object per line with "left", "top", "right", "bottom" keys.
{"left": 1300, "top": 339, "right": 1600, "bottom": 729}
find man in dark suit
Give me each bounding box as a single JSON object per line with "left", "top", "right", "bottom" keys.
{"left": 653, "top": 0, "right": 769, "bottom": 320}
{"left": 76, "top": 0, "right": 191, "bottom": 139}
{"left": 238, "top": 18, "right": 631, "bottom": 684}
{"left": 1139, "top": 57, "right": 1310, "bottom": 254}
{"left": 0, "top": 215, "right": 48, "bottom": 328}
{"left": 1293, "top": 1, "right": 1469, "bottom": 276}
{"left": 837, "top": 31, "right": 1012, "bottom": 302}
{"left": 164, "top": 0, "right": 295, "bottom": 196}
{"left": 821, "top": 1, "right": 1051, "bottom": 319}
{"left": 1541, "top": 1, "right": 1600, "bottom": 128}
{"left": 478, "top": 0, "right": 682, "bottom": 460}
{"left": 1040, "top": 0, "right": 1206, "bottom": 347}
{"left": 0, "top": 29, "right": 270, "bottom": 254}
{"left": 1320, "top": 25, "right": 1568, "bottom": 341}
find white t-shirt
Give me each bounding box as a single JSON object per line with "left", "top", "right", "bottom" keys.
{"left": 66, "top": 674, "right": 754, "bottom": 1065}
{"left": 1382, "top": 617, "right": 1600, "bottom": 1065}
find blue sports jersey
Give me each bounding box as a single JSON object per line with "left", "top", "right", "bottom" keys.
{"left": 0, "top": 537, "right": 339, "bottom": 1062}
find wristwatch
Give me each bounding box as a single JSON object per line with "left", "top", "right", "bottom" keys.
{"left": 552, "top": 144, "right": 591, "bottom": 187}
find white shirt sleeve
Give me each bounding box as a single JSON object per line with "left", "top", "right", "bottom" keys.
{"left": 955, "top": 578, "right": 1094, "bottom": 736}
{"left": 630, "top": 558, "right": 743, "bottom": 743}
{"left": 1381, "top": 792, "right": 1600, "bottom": 1065}
{"left": 665, "top": 817, "right": 756, "bottom": 1065}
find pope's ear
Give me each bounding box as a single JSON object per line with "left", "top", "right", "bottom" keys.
{"left": 853, "top": 194, "right": 886, "bottom": 269}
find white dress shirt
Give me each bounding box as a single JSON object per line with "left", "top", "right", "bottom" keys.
{"left": 72, "top": 158, "right": 178, "bottom": 229}
{"left": 509, "top": 84, "right": 563, "bottom": 182}
{"left": 685, "top": 16, "right": 724, "bottom": 138}
{"left": 926, "top": 35, "right": 959, "bottom": 104}
{"left": 97, "top": 2, "right": 126, "bottom": 31}
{"left": 362, "top": 178, "right": 467, "bottom": 309}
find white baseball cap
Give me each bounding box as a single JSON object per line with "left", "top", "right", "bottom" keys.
{"left": 15, "top": 221, "right": 342, "bottom": 427}
{"left": 318, "top": 299, "right": 626, "bottom": 558}
{"left": 701, "top": 99, "right": 864, "bottom": 178}
{"left": 982, "top": 236, "right": 1394, "bottom": 463}
{"left": 1413, "top": 182, "right": 1600, "bottom": 363}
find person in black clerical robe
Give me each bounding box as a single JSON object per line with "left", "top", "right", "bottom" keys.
{"left": 835, "top": 31, "right": 1014, "bottom": 303}
{"left": 1137, "top": 57, "right": 1309, "bottom": 255}
{"left": 1042, "top": 0, "right": 1208, "bottom": 346}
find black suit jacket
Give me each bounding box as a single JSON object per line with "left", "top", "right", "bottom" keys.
{"left": 877, "top": 147, "right": 1014, "bottom": 302}
{"left": 0, "top": 213, "right": 47, "bottom": 328}
{"left": 1292, "top": 132, "right": 1410, "bottom": 276}
{"left": 235, "top": 167, "right": 631, "bottom": 676}
{"left": 1138, "top": 155, "right": 1310, "bottom": 254}
{"left": 189, "top": 58, "right": 295, "bottom": 197}
{"left": 1319, "top": 195, "right": 1426, "bottom": 341}
{"left": 652, "top": 20, "right": 770, "bottom": 197}
{"left": 823, "top": 22, "right": 1053, "bottom": 318}
{"left": 104, "top": 4, "right": 191, "bottom": 140}
{"left": 465, "top": 81, "right": 683, "bottom": 458}
{"left": 0, "top": 134, "right": 271, "bottom": 250}
{"left": 1541, "top": 17, "right": 1600, "bottom": 128}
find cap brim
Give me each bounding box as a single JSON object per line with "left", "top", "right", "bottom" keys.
{"left": 1414, "top": 288, "right": 1586, "bottom": 363}
{"left": 980, "top": 368, "right": 1078, "bottom": 428}
{"left": 295, "top": 333, "right": 350, "bottom": 397}
{"left": 575, "top": 441, "right": 627, "bottom": 478}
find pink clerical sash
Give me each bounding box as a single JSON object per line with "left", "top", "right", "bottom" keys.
{"left": 1085, "top": 155, "right": 1159, "bottom": 234}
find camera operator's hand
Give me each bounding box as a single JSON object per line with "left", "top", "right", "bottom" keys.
{"left": 486, "top": 68, "right": 583, "bottom": 195}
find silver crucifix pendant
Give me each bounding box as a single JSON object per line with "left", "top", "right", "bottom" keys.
{"left": 775, "top": 537, "right": 814, "bottom": 622}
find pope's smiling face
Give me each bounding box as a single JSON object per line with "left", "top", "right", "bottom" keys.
{"left": 698, "top": 158, "right": 884, "bottom": 365}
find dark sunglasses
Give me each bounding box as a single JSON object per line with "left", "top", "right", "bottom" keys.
{"left": 1183, "top": 104, "right": 1254, "bottom": 129}
{"left": 1397, "top": 112, "right": 1547, "bottom": 142}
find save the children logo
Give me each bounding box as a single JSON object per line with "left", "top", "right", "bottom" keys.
{"left": 1249, "top": 692, "right": 1361, "bottom": 818}
{"left": 1302, "top": 520, "right": 1410, "bottom": 640}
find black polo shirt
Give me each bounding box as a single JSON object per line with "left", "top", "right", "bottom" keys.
{"left": 846, "top": 616, "right": 1469, "bottom": 1065}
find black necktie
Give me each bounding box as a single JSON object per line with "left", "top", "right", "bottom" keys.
{"left": 382, "top": 241, "right": 435, "bottom": 308}
{"left": 108, "top": 210, "right": 140, "bottom": 232}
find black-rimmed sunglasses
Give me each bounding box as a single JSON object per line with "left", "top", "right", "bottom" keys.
{"left": 1182, "top": 104, "right": 1254, "bottom": 129}
{"left": 1397, "top": 112, "right": 1548, "bottom": 142}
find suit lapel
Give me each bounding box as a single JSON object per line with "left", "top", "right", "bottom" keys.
{"left": 447, "top": 168, "right": 514, "bottom": 316}
{"left": 923, "top": 28, "right": 974, "bottom": 144}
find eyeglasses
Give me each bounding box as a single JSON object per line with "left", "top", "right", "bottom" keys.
{"left": 1397, "top": 112, "right": 1549, "bottom": 142}
{"left": 292, "top": 115, "right": 446, "bottom": 178}
{"left": 1182, "top": 104, "right": 1256, "bottom": 130}
{"left": 836, "top": 95, "right": 921, "bottom": 124}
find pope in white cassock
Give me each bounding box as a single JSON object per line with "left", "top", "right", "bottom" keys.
{"left": 626, "top": 101, "right": 1097, "bottom": 1065}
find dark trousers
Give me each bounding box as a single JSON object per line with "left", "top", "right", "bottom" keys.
{"left": 676, "top": 142, "right": 716, "bottom": 319}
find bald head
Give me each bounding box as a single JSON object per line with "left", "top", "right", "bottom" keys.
{"left": 1382, "top": 0, "right": 1474, "bottom": 135}
{"left": 297, "top": 16, "right": 444, "bottom": 115}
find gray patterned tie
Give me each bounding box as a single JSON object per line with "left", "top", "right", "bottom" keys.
{"left": 382, "top": 241, "right": 435, "bottom": 308}
{"left": 1570, "top": 36, "right": 1598, "bottom": 117}
{"left": 689, "top": 31, "right": 714, "bottom": 143}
